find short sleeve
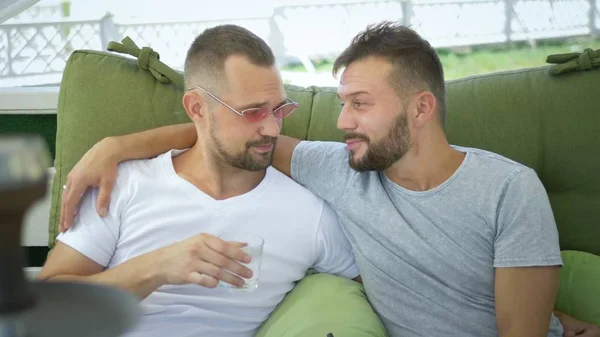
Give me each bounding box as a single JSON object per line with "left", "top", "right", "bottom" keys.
{"left": 494, "top": 168, "right": 563, "bottom": 268}
{"left": 291, "top": 141, "right": 357, "bottom": 203}
{"left": 313, "top": 201, "right": 360, "bottom": 279}
{"left": 56, "top": 167, "right": 129, "bottom": 267}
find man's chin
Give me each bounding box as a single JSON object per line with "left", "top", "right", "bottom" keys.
{"left": 240, "top": 161, "right": 270, "bottom": 171}
{"left": 348, "top": 154, "right": 368, "bottom": 172}
{"left": 249, "top": 154, "right": 274, "bottom": 171}
{"left": 348, "top": 154, "right": 392, "bottom": 172}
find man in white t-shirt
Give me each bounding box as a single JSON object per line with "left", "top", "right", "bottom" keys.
{"left": 38, "top": 25, "right": 359, "bottom": 337}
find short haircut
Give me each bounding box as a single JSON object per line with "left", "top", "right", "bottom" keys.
{"left": 333, "top": 22, "right": 447, "bottom": 125}
{"left": 184, "top": 24, "right": 275, "bottom": 93}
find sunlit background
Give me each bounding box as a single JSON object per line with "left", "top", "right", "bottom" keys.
{"left": 1, "top": 0, "right": 599, "bottom": 88}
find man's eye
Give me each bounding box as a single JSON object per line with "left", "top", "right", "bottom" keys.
{"left": 353, "top": 101, "right": 365, "bottom": 108}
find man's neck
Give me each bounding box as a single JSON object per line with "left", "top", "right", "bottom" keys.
{"left": 172, "top": 146, "right": 267, "bottom": 200}
{"left": 383, "top": 131, "right": 465, "bottom": 192}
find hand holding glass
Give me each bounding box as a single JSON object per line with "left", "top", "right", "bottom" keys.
{"left": 218, "top": 233, "right": 264, "bottom": 292}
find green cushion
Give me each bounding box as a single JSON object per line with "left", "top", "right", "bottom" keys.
{"left": 255, "top": 274, "right": 388, "bottom": 337}
{"left": 555, "top": 250, "right": 600, "bottom": 326}
{"left": 306, "top": 87, "right": 345, "bottom": 142}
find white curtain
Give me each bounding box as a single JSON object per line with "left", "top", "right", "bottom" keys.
{"left": 0, "top": 0, "right": 40, "bottom": 23}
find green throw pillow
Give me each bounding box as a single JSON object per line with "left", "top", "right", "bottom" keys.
{"left": 255, "top": 273, "right": 388, "bottom": 337}
{"left": 555, "top": 250, "right": 600, "bottom": 326}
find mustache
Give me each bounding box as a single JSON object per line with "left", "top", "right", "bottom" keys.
{"left": 344, "top": 132, "right": 370, "bottom": 143}
{"left": 247, "top": 136, "right": 277, "bottom": 148}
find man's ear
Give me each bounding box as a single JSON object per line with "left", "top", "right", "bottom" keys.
{"left": 412, "top": 91, "right": 437, "bottom": 129}
{"left": 182, "top": 91, "right": 206, "bottom": 122}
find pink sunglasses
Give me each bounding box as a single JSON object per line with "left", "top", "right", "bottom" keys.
{"left": 187, "top": 85, "right": 299, "bottom": 123}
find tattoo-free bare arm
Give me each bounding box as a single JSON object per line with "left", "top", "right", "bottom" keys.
{"left": 272, "top": 135, "right": 301, "bottom": 178}
{"left": 38, "top": 242, "right": 164, "bottom": 300}
{"left": 111, "top": 122, "right": 197, "bottom": 162}
{"left": 495, "top": 266, "right": 560, "bottom": 337}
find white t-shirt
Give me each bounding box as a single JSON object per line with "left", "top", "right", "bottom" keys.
{"left": 57, "top": 150, "right": 359, "bottom": 337}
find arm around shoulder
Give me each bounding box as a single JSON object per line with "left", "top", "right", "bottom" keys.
{"left": 61, "top": 122, "right": 197, "bottom": 230}
{"left": 110, "top": 122, "right": 197, "bottom": 162}
{"left": 272, "top": 135, "right": 301, "bottom": 178}
{"left": 285, "top": 140, "right": 356, "bottom": 204}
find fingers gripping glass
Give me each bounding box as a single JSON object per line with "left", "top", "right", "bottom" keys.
{"left": 187, "top": 85, "right": 299, "bottom": 123}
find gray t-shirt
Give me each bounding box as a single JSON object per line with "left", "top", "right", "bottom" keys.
{"left": 291, "top": 141, "right": 564, "bottom": 337}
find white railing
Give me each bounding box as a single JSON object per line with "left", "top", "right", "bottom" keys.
{"left": 1, "top": 0, "right": 598, "bottom": 86}
{"left": 115, "top": 17, "right": 273, "bottom": 73}
{"left": 0, "top": 18, "right": 104, "bottom": 86}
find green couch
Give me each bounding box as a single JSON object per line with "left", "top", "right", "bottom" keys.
{"left": 2, "top": 38, "right": 599, "bottom": 335}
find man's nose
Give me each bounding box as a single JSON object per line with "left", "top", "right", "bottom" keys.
{"left": 259, "top": 112, "right": 281, "bottom": 137}
{"left": 337, "top": 106, "right": 356, "bottom": 131}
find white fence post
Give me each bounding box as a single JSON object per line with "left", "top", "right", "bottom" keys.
{"left": 268, "top": 8, "right": 286, "bottom": 67}
{"left": 504, "top": 0, "right": 514, "bottom": 42}
{"left": 401, "top": 0, "right": 412, "bottom": 26}
{"left": 99, "top": 13, "right": 118, "bottom": 50}
{"left": 589, "top": 0, "right": 598, "bottom": 36}
{"left": 3, "top": 27, "right": 15, "bottom": 76}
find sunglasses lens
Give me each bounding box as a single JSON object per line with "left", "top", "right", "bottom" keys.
{"left": 243, "top": 102, "right": 299, "bottom": 122}
{"left": 274, "top": 103, "right": 299, "bottom": 119}
{"left": 244, "top": 108, "right": 270, "bottom": 122}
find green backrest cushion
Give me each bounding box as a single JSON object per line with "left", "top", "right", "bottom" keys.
{"left": 50, "top": 46, "right": 599, "bottom": 258}
{"left": 255, "top": 273, "right": 388, "bottom": 337}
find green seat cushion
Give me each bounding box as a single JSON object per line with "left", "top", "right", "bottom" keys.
{"left": 255, "top": 273, "right": 388, "bottom": 337}
{"left": 555, "top": 250, "right": 600, "bottom": 326}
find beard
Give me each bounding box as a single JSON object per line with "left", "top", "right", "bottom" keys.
{"left": 345, "top": 111, "right": 411, "bottom": 172}
{"left": 210, "top": 128, "right": 277, "bottom": 171}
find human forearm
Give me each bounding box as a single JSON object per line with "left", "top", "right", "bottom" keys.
{"left": 107, "top": 123, "right": 197, "bottom": 162}
{"left": 45, "top": 251, "right": 164, "bottom": 300}
{"left": 272, "top": 135, "right": 301, "bottom": 177}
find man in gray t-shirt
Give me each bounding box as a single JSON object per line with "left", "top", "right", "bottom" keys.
{"left": 291, "top": 141, "right": 565, "bottom": 336}
{"left": 61, "top": 23, "right": 599, "bottom": 337}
